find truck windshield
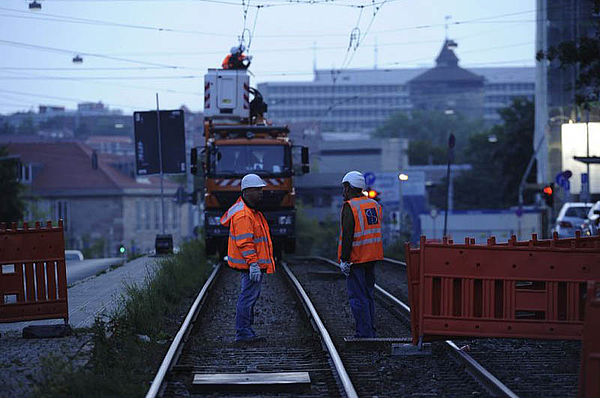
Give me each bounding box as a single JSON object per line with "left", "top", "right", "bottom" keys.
{"left": 210, "top": 145, "right": 291, "bottom": 176}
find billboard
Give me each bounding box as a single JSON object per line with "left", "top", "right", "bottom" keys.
{"left": 134, "top": 110, "right": 186, "bottom": 175}
{"left": 561, "top": 122, "right": 600, "bottom": 194}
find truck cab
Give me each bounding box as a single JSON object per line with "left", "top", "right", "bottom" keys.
{"left": 192, "top": 69, "right": 309, "bottom": 260}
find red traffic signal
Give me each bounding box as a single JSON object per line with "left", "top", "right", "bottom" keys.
{"left": 542, "top": 184, "right": 554, "bottom": 207}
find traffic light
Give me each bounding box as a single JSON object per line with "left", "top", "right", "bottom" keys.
{"left": 118, "top": 244, "right": 126, "bottom": 256}
{"left": 542, "top": 184, "right": 554, "bottom": 207}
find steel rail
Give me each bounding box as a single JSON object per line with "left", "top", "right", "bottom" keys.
{"left": 308, "top": 256, "right": 519, "bottom": 398}
{"left": 281, "top": 262, "right": 359, "bottom": 398}
{"left": 382, "top": 257, "right": 406, "bottom": 266}
{"left": 145, "top": 263, "right": 221, "bottom": 398}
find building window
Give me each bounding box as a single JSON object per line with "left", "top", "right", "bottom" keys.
{"left": 144, "top": 200, "right": 150, "bottom": 230}
{"left": 136, "top": 200, "right": 142, "bottom": 231}
{"left": 173, "top": 203, "right": 179, "bottom": 231}
{"left": 54, "top": 200, "right": 70, "bottom": 231}
{"left": 154, "top": 200, "right": 160, "bottom": 230}
{"left": 20, "top": 164, "right": 32, "bottom": 184}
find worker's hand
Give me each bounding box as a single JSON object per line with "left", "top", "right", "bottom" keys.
{"left": 249, "top": 262, "right": 262, "bottom": 282}
{"left": 339, "top": 261, "right": 351, "bottom": 277}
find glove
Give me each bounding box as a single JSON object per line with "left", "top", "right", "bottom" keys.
{"left": 249, "top": 262, "right": 261, "bottom": 282}
{"left": 339, "top": 261, "right": 351, "bottom": 277}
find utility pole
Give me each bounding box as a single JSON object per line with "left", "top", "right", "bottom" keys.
{"left": 443, "top": 133, "right": 455, "bottom": 238}
{"left": 155, "top": 93, "right": 166, "bottom": 235}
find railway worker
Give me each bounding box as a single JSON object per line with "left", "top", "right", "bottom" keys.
{"left": 222, "top": 45, "right": 252, "bottom": 70}
{"left": 338, "top": 170, "right": 384, "bottom": 338}
{"left": 220, "top": 173, "right": 275, "bottom": 343}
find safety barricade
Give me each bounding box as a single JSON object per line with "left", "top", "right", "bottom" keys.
{"left": 578, "top": 281, "right": 600, "bottom": 398}
{"left": 0, "top": 220, "right": 68, "bottom": 324}
{"left": 405, "top": 235, "right": 600, "bottom": 344}
{"left": 498, "top": 232, "right": 600, "bottom": 249}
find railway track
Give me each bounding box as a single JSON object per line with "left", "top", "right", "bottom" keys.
{"left": 146, "top": 263, "right": 352, "bottom": 398}
{"left": 289, "top": 257, "right": 511, "bottom": 397}
{"left": 145, "top": 256, "right": 579, "bottom": 398}
{"left": 378, "top": 257, "right": 581, "bottom": 398}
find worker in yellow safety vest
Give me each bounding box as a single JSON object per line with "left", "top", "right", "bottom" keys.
{"left": 338, "top": 170, "right": 383, "bottom": 338}
{"left": 220, "top": 173, "right": 274, "bottom": 343}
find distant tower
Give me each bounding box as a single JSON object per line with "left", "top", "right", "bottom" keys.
{"left": 407, "top": 38, "right": 485, "bottom": 120}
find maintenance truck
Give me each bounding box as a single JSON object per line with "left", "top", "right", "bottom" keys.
{"left": 191, "top": 68, "right": 310, "bottom": 259}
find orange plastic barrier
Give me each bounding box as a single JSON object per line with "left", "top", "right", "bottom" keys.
{"left": 406, "top": 235, "right": 600, "bottom": 344}
{"left": 578, "top": 281, "right": 600, "bottom": 398}
{"left": 498, "top": 232, "right": 600, "bottom": 249}
{"left": 0, "top": 220, "right": 68, "bottom": 324}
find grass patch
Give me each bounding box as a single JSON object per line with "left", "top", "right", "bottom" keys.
{"left": 33, "top": 239, "right": 210, "bottom": 398}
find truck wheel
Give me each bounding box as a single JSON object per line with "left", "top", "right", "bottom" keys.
{"left": 217, "top": 238, "right": 228, "bottom": 263}
{"left": 273, "top": 244, "right": 283, "bottom": 262}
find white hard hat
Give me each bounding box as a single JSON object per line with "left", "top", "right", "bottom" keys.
{"left": 341, "top": 171, "right": 366, "bottom": 190}
{"left": 231, "top": 46, "right": 239, "bottom": 53}
{"left": 241, "top": 174, "right": 267, "bottom": 190}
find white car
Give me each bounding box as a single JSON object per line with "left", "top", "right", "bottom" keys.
{"left": 582, "top": 201, "right": 600, "bottom": 236}
{"left": 552, "top": 202, "right": 593, "bottom": 238}
{"left": 64, "top": 250, "right": 84, "bottom": 261}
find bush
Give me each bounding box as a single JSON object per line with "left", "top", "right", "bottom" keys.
{"left": 34, "top": 239, "right": 210, "bottom": 398}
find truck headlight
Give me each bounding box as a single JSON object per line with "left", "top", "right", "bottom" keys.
{"left": 207, "top": 216, "right": 221, "bottom": 226}
{"left": 278, "top": 215, "right": 293, "bottom": 225}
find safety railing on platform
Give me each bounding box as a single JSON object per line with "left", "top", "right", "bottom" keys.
{"left": 0, "top": 220, "right": 68, "bottom": 324}
{"left": 405, "top": 234, "right": 600, "bottom": 345}
{"left": 578, "top": 281, "right": 600, "bottom": 398}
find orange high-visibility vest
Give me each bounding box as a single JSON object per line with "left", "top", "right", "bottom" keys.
{"left": 220, "top": 197, "right": 275, "bottom": 273}
{"left": 337, "top": 196, "right": 384, "bottom": 264}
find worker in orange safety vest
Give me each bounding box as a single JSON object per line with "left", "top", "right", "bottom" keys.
{"left": 222, "top": 45, "right": 252, "bottom": 70}
{"left": 220, "top": 173, "right": 274, "bottom": 342}
{"left": 338, "top": 170, "right": 383, "bottom": 338}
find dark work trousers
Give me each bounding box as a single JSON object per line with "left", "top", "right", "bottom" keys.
{"left": 347, "top": 262, "right": 376, "bottom": 338}
{"left": 235, "top": 272, "right": 263, "bottom": 341}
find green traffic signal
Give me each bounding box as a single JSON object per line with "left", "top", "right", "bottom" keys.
{"left": 119, "top": 245, "right": 126, "bottom": 254}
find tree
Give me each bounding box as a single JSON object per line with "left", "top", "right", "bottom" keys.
{"left": 17, "top": 117, "right": 36, "bottom": 135}
{"left": 429, "top": 98, "right": 536, "bottom": 210}
{"left": 0, "top": 121, "right": 15, "bottom": 135}
{"left": 373, "top": 109, "right": 484, "bottom": 165}
{"left": 0, "top": 146, "right": 25, "bottom": 222}
{"left": 536, "top": 0, "right": 600, "bottom": 106}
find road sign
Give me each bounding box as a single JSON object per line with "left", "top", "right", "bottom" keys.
{"left": 555, "top": 170, "right": 573, "bottom": 190}
{"left": 134, "top": 110, "right": 186, "bottom": 175}
{"left": 364, "top": 172, "right": 376, "bottom": 186}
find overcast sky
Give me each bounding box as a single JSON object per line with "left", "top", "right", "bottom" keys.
{"left": 0, "top": 0, "right": 536, "bottom": 115}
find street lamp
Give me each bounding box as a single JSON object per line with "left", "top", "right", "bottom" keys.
{"left": 397, "top": 172, "right": 408, "bottom": 225}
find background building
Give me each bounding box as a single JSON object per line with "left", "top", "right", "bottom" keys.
{"left": 258, "top": 39, "right": 534, "bottom": 133}
{"left": 535, "top": 0, "right": 599, "bottom": 196}
{"left": 6, "top": 142, "right": 190, "bottom": 257}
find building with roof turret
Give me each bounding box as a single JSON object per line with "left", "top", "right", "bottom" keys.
{"left": 257, "top": 39, "right": 534, "bottom": 133}
{"left": 407, "top": 39, "right": 486, "bottom": 120}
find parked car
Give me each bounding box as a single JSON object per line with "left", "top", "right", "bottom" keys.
{"left": 581, "top": 201, "right": 600, "bottom": 236}
{"left": 64, "top": 250, "right": 84, "bottom": 261}
{"left": 552, "top": 202, "right": 593, "bottom": 238}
